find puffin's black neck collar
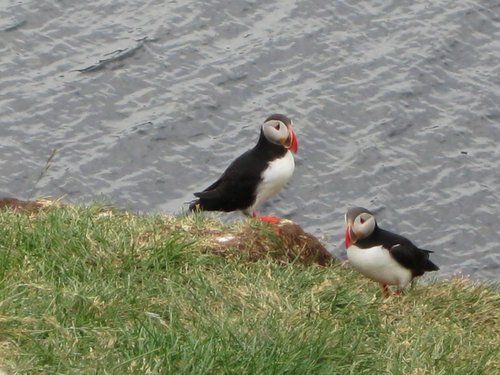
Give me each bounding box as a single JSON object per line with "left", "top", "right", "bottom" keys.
{"left": 355, "top": 224, "right": 382, "bottom": 249}
{"left": 254, "top": 130, "right": 288, "bottom": 159}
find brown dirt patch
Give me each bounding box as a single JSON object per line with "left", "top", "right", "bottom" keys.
{"left": 0, "top": 197, "right": 59, "bottom": 213}
{"left": 207, "top": 219, "right": 334, "bottom": 266}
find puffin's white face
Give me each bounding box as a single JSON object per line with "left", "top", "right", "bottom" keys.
{"left": 351, "top": 212, "right": 376, "bottom": 240}
{"left": 262, "top": 119, "right": 298, "bottom": 153}
{"left": 345, "top": 207, "right": 376, "bottom": 248}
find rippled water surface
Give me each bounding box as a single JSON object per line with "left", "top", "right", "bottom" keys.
{"left": 1, "top": 0, "right": 499, "bottom": 279}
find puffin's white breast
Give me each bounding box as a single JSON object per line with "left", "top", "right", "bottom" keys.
{"left": 347, "top": 245, "right": 412, "bottom": 288}
{"left": 252, "top": 151, "right": 295, "bottom": 211}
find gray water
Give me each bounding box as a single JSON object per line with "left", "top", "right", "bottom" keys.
{"left": 1, "top": 0, "right": 499, "bottom": 280}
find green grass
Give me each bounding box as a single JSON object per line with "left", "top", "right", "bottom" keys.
{"left": 0, "top": 205, "right": 498, "bottom": 374}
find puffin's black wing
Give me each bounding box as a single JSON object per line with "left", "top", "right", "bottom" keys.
{"left": 190, "top": 148, "right": 268, "bottom": 213}
{"left": 389, "top": 242, "right": 439, "bottom": 277}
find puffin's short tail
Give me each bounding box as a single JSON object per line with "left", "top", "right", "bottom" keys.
{"left": 189, "top": 199, "right": 201, "bottom": 212}
{"left": 420, "top": 249, "right": 439, "bottom": 271}
{"left": 424, "top": 259, "right": 439, "bottom": 271}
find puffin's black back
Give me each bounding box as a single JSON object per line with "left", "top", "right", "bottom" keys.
{"left": 189, "top": 128, "right": 287, "bottom": 213}
{"left": 356, "top": 226, "right": 439, "bottom": 277}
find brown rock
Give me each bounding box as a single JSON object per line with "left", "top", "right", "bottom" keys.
{"left": 0, "top": 197, "right": 60, "bottom": 213}
{"left": 211, "top": 219, "right": 334, "bottom": 266}
{"left": 0, "top": 198, "right": 44, "bottom": 213}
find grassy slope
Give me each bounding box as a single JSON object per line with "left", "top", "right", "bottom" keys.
{"left": 0, "top": 205, "right": 498, "bottom": 374}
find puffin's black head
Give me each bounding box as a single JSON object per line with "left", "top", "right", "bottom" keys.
{"left": 264, "top": 114, "right": 292, "bottom": 126}
{"left": 344, "top": 207, "right": 377, "bottom": 248}
{"left": 260, "top": 114, "right": 298, "bottom": 153}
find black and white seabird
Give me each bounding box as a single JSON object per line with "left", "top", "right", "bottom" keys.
{"left": 189, "top": 114, "right": 298, "bottom": 223}
{"left": 344, "top": 207, "right": 439, "bottom": 297}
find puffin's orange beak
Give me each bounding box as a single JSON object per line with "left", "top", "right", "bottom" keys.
{"left": 287, "top": 127, "right": 298, "bottom": 154}
{"left": 345, "top": 225, "right": 355, "bottom": 248}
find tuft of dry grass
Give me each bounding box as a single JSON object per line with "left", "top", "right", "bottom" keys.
{"left": 191, "top": 216, "right": 332, "bottom": 265}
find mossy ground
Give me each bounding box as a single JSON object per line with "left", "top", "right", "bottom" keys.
{"left": 0, "top": 204, "right": 498, "bottom": 374}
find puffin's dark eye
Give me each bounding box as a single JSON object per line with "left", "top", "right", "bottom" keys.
{"left": 274, "top": 124, "right": 280, "bottom": 130}
{"left": 360, "top": 217, "right": 365, "bottom": 224}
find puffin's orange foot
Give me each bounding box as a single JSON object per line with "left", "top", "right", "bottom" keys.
{"left": 258, "top": 215, "right": 282, "bottom": 225}
{"left": 381, "top": 283, "right": 390, "bottom": 298}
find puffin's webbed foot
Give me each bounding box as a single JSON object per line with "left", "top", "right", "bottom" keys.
{"left": 251, "top": 212, "right": 281, "bottom": 225}
{"left": 381, "top": 283, "right": 390, "bottom": 298}
{"left": 258, "top": 215, "right": 282, "bottom": 224}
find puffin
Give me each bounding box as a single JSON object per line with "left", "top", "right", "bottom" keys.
{"left": 189, "top": 114, "right": 298, "bottom": 223}
{"left": 344, "top": 207, "right": 439, "bottom": 297}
